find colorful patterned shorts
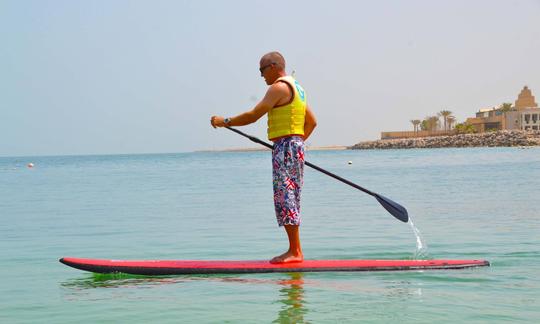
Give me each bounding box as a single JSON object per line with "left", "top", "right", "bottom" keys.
{"left": 272, "top": 136, "right": 305, "bottom": 226}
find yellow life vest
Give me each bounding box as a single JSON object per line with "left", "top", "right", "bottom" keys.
{"left": 267, "top": 76, "right": 307, "bottom": 140}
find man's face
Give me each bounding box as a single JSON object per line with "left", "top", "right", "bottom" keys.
{"left": 259, "top": 61, "right": 275, "bottom": 85}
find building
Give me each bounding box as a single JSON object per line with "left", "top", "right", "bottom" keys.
{"left": 515, "top": 86, "right": 539, "bottom": 130}
{"left": 517, "top": 108, "right": 540, "bottom": 130}
{"left": 380, "top": 86, "right": 539, "bottom": 140}
{"left": 466, "top": 86, "right": 539, "bottom": 132}
{"left": 466, "top": 108, "right": 505, "bottom": 132}
{"left": 515, "top": 86, "right": 538, "bottom": 109}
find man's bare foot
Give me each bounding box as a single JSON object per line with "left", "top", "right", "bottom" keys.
{"left": 270, "top": 250, "right": 304, "bottom": 264}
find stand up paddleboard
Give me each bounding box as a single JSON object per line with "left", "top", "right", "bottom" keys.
{"left": 60, "top": 257, "right": 489, "bottom": 275}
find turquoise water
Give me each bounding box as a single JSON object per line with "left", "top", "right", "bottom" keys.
{"left": 1, "top": 148, "right": 539, "bottom": 323}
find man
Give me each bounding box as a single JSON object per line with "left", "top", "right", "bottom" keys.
{"left": 210, "top": 51, "right": 317, "bottom": 263}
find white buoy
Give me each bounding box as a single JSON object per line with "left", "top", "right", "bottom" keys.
{"left": 348, "top": 161, "right": 352, "bottom": 165}
{"left": 27, "top": 163, "right": 34, "bottom": 168}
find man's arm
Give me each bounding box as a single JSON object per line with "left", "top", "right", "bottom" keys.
{"left": 211, "top": 83, "right": 289, "bottom": 128}
{"left": 303, "top": 104, "right": 317, "bottom": 141}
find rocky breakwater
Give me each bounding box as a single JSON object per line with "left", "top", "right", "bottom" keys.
{"left": 349, "top": 130, "right": 540, "bottom": 150}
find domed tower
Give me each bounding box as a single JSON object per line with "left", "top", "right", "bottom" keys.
{"left": 514, "top": 86, "right": 538, "bottom": 110}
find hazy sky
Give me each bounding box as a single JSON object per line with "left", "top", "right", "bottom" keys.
{"left": 2, "top": 0, "right": 539, "bottom": 156}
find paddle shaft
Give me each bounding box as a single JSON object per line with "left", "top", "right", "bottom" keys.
{"left": 225, "top": 127, "right": 375, "bottom": 197}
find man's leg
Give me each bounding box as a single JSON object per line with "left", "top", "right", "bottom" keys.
{"left": 271, "top": 137, "right": 304, "bottom": 264}
{"left": 270, "top": 225, "right": 303, "bottom": 264}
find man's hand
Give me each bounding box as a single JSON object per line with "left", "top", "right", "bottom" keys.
{"left": 211, "top": 116, "right": 225, "bottom": 128}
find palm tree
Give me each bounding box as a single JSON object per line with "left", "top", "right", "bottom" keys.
{"left": 410, "top": 119, "right": 421, "bottom": 133}
{"left": 438, "top": 110, "right": 453, "bottom": 131}
{"left": 499, "top": 102, "right": 513, "bottom": 113}
{"left": 447, "top": 116, "right": 456, "bottom": 130}
{"left": 424, "top": 116, "right": 440, "bottom": 132}
{"left": 429, "top": 116, "right": 440, "bottom": 131}
{"left": 420, "top": 120, "right": 428, "bottom": 131}
{"left": 414, "top": 119, "right": 421, "bottom": 133}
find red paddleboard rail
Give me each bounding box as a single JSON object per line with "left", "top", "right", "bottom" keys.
{"left": 60, "top": 257, "right": 490, "bottom": 275}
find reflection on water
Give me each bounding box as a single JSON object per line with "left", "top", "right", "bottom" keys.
{"left": 61, "top": 271, "right": 464, "bottom": 323}
{"left": 61, "top": 273, "right": 183, "bottom": 289}
{"left": 274, "top": 272, "right": 307, "bottom": 324}
{"left": 384, "top": 280, "right": 423, "bottom": 300}
{"left": 61, "top": 272, "right": 308, "bottom": 322}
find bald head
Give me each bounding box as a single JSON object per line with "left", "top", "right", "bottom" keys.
{"left": 260, "top": 51, "right": 285, "bottom": 71}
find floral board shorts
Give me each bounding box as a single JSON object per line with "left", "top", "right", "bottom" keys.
{"left": 272, "top": 136, "right": 305, "bottom": 226}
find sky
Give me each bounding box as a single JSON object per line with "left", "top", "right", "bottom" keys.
{"left": 1, "top": 0, "right": 540, "bottom": 156}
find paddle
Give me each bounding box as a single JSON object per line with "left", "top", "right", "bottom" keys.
{"left": 225, "top": 127, "right": 409, "bottom": 223}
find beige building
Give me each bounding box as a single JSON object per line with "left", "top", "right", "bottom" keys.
{"left": 466, "top": 108, "right": 505, "bottom": 132}
{"left": 515, "top": 86, "right": 538, "bottom": 109}
{"left": 466, "top": 86, "right": 539, "bottom": 132}
{"left": 519, "top": 108, "right": 540, "bottom": 130}
{"left": 515, "top": 86, "right": 539, "bottom": 130}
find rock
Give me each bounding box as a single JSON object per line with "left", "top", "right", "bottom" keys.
{"left": 349, "top": 130, "right": 540, "bottom": 150}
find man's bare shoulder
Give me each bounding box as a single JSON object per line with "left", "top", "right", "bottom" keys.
{"left": 269, "top": 81, "right": 289, "bottom": 92}
{"left": 266, "top": 81, "right": 290, "bottom": 98}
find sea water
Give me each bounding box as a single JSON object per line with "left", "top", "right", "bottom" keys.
{"left": 1, "top": 147, "right": 539, "bottom": 323}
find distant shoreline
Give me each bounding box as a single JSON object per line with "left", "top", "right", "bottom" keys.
{"left": 200, "top": 130, "right": 540, "bottom": 152}
{"left": 349, "top": 130, "right": 540, "bottom": 150}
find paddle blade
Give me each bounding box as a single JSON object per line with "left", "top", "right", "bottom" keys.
{"left": 374, "top": 194, "right": 409, "bottom": 223}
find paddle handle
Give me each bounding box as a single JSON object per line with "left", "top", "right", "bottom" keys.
{"left": 226, "top": 127, "right": 273, "bottom": 150}
{"left": 225, "top": 127, "right": 375, "bottom": 196}
{"left": 304, "top": 161, "right": 374, "bottom": 196}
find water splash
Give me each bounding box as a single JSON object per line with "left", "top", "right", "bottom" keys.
{"left": 408, "top": 216, "right": 429, "bottom": 259}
